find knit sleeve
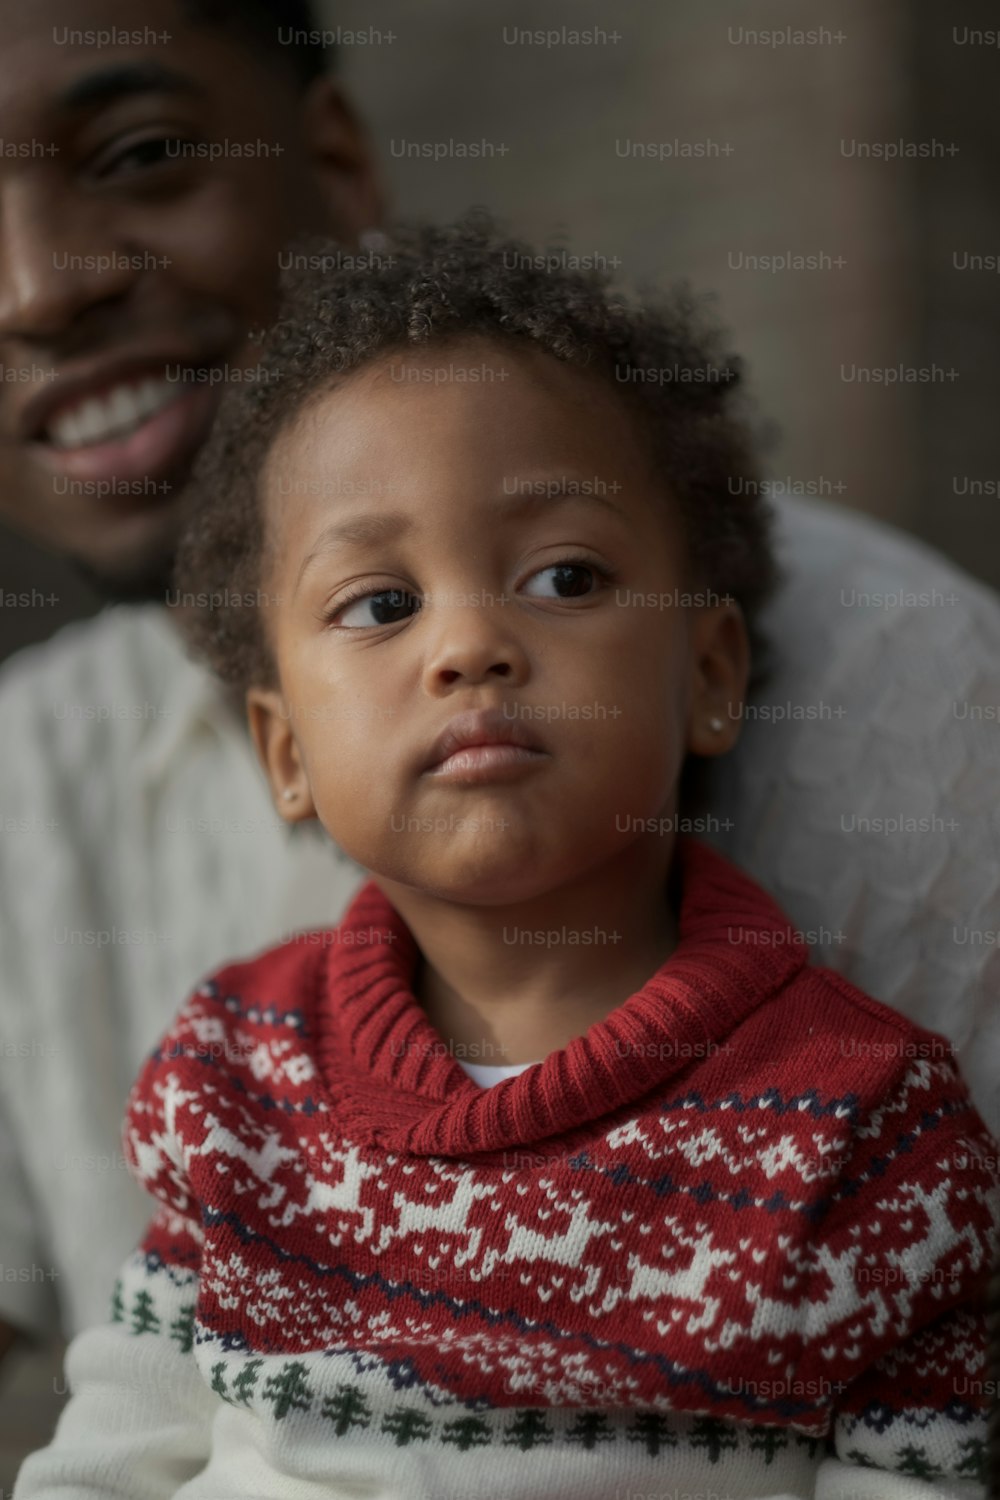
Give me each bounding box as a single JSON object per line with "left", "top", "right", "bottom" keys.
{"left": 14, "top": 999, "right": 216, "bottom": 1499}
{"left": 815, "top": 1308, "right": 991, "bottom": 1498}
{"left": 807, "top": 1052, "right": 1000, "bottom": 1499}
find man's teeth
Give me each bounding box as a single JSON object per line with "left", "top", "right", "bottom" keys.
{"left": 47, "top": 376, "right": 186, "bottom": 449}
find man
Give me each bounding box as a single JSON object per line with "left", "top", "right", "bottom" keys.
{"left": 0, "top": 0, "right": 381, "bottom": 1359}
{"left": 0, "top": 0, "right": 380, "bottom": 595}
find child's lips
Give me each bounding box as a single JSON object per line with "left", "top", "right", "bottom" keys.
{"left": 420, "top": 706, "right": 547, "bottom": 776}
{"left": 424, "top": 743, "right": 550, "bottom": 783}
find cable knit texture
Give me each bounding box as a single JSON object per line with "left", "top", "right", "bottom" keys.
{"left": 15, "top": 838, "right": 999, "bottom": 1500}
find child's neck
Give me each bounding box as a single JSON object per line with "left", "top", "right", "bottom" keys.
{"left": 377, "top": 836, "right": 681, "bottom": 1067}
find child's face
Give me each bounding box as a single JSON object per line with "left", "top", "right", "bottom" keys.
{"left": 248, "top": 337, "right": 747, "bottom": 905}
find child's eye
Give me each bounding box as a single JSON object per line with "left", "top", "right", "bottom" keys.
{"left": 521, "top": 560, "right": 608, "bottom": 599}
{"left": 331, "top": 588, "right": 421, "bottom": 629}
{"left": 326, "top": 560, "right": 609, "bottom": 629}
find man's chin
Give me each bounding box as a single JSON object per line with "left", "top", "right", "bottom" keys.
{"left": 68, "top": 550, "right": 176, "bottom": 606}
{"left": 62, "top": 493, "right": 193, "bottom": 605}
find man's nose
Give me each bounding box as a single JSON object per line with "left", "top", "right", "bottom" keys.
{"left": 0, "top": 183, "right": 137, "bottom": 339}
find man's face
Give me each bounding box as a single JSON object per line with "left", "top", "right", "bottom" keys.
{"left": 0, "top": 0, "right": 378, "bottom": 594}
{"left": 249, "top": 339, "right": 746, "bottom": 909}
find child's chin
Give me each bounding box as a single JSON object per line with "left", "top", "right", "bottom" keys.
{"left": 416, "top": 857, "right": 553, "bottom": 907}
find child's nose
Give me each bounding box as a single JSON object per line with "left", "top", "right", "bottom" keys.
{"left": 418, "top": 593, "right": 530, "bottom": 690}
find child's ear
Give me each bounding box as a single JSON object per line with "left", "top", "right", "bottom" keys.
{"left": 685, "top": 600, "right": 750, "bottom": 757}
{"left": 245, "top": 687, "right": 317, "bottom": 823}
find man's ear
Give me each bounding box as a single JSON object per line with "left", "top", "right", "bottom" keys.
{"left": 298, "top": 78, "right": 385, "bottom": 243}
{"left": 246, "top": 687, "right": 317, "bottom": 823}
{"left": 685, "top": 600, "right": 750, "bottom": 757}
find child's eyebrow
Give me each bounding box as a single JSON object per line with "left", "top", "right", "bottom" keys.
{"left": 293, "top": 484, "right": 627, "bottom": 595}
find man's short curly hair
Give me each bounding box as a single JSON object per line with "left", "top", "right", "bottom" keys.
{"left": 174, "top": 211, "right": 779, "bottom": 696}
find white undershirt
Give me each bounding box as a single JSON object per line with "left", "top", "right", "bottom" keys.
{"left": 456, "top": 1059, "right": 537, "bottom": 1088}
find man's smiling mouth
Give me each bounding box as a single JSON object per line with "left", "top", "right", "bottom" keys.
{"left": 45, "top": 374, "right": 186, "bottom": 449}
{"left": 21, "top": 353, "right": 230, "bottom": 489}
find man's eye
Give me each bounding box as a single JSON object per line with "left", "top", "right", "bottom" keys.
{"left": 95, "top": 136, "right": 188, "bottom": 179}
{"left": 522, "top": 562, "right": 603, "bottom": 599}
{"left": 334, "top": 589, "right": 420, "bottom": 629}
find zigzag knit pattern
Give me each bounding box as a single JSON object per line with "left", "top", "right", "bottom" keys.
{"left": 15, "top": 840, "right": 1000, "bottom": 1500}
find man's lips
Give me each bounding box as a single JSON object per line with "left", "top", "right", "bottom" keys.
{"left": 31, "top": 381, "right": 222, "bottom": 489}
{"left": 18, "top": 347, "right": 227, "bottom": 443}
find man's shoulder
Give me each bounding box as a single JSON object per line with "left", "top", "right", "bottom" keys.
{"left": 0, "top": 602, "right": 172, "bottom": 695}
{"left": 762, "top": 496, "right": 1000, "bottom": 735}
{"left": 771, "top": 492, "right": 1000, "bottom": 622}
{"left": 0, "top": 605, "right": 228, "bottom": 805}
{"left": 0, "top": 604, "right": 194, "bottom": 753}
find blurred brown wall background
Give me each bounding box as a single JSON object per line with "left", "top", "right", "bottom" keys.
{"left": 1, "top": 0, "right": 998, "bottom": 664}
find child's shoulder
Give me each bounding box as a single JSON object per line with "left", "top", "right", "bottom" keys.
{"left": 683, "top": 838, "right": 964, "bottom": 1108}
{"left": 787, "top": 957, "right": 951, "bottom": 1044}
{"left": 122, "top": 929, "right": 339, "bottom": 1199}
{"left": 199, "top": 923, "right": 338, "bottom": 1008}
{"left": 761, "top": 957, "right": 969, "bottom": 1119}
{"left": 185, "top": 924, "right": 336, "bottom": 1033}
{"left": 126, "top": 928, "right": 336, "bottom": 1108}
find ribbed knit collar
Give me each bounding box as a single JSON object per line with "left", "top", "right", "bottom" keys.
{"left": 314, "top": 837, "right": 809, "bottom": 1157}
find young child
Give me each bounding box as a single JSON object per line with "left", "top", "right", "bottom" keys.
{"left": 17, "top": 215, "right": 998, "bottom": 1500}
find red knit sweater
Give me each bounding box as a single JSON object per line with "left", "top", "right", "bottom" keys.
{"left": 18, "top": 838, "right": 997, "bottom": 1499}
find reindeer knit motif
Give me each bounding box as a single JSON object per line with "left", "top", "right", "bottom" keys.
{"left": 14, "top": 839, "right": 1000, "bottom": 1500}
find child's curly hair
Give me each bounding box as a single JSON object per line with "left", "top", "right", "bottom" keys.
{"left": 174, "top": 210, "right": 780, "bottom": 696}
